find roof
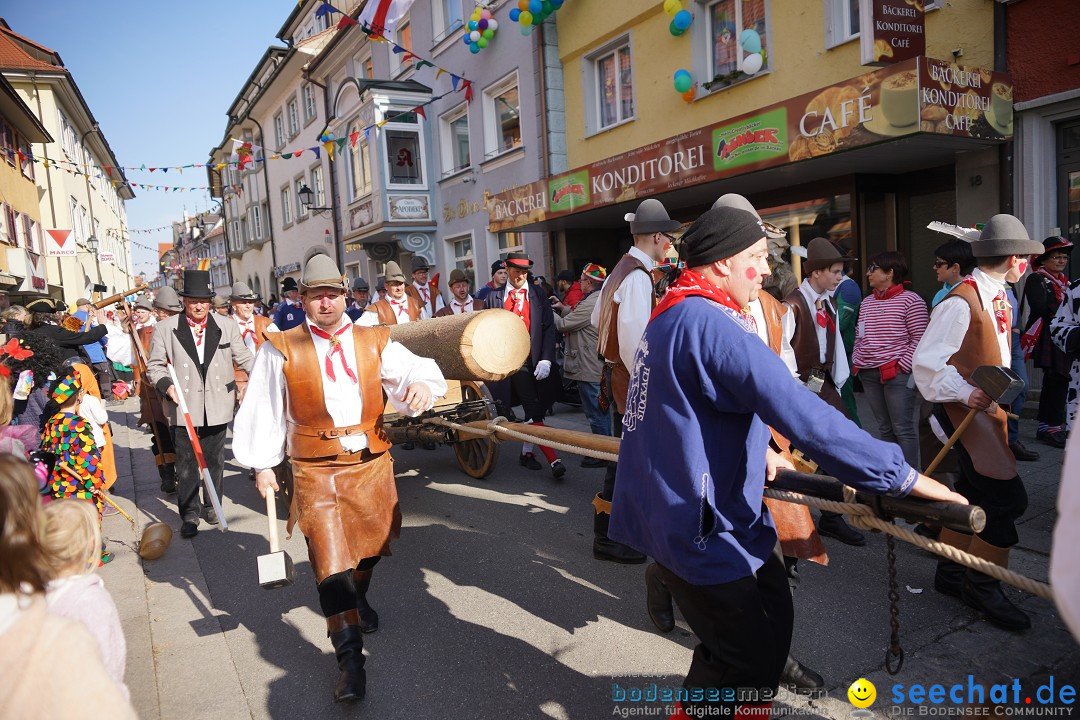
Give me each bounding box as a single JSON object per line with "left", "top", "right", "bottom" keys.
{"left": 0, "top": 22, "right": 63, "bottom": 72}
{"left": 0, "top": 74, "right": 51, "bottom": 142}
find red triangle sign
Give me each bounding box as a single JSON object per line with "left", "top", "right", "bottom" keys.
{"left": 46, "top": 229, "right": 71, "bottom": 246}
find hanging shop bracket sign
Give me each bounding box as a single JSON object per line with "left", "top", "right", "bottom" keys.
{"left": 487, "top": 57, "right": 1011, "bottom": 232}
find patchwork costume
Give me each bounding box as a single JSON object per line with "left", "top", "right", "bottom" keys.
{"left": 40, "top": 373, "right": 105, "bottom": 517}
{"left": 1050, "top": 278, "right": 1080, "bottom": 434}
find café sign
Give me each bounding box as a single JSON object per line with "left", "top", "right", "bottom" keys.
{"left": 859, "top": 0, "right": 925, "bottom": 66}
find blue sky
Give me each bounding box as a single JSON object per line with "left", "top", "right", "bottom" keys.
{"left": 2, "top": 1, "right": 292, "bottom": 279}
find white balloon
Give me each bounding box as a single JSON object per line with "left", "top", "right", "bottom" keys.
{"left": 470, "top": 30, "right": 481, "bottom": 42}
{"left": 488, "top": 19, "right": 498, "bottom": 30}
{"left": 742, "top": 52, "right": 763, "bottom": 75}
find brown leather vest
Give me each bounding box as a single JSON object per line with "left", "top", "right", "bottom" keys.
{"left": 233, "top": 314, "right": 271, "bottom": 383}
{"left": 265, "top": 323, "right": 392, "bottom": 459}
{"left": 758, "top": 292, "right": 786, "bottom": 357}
{"left": 596, "top": 252, "right": 653, "bottom": 414}
{"left": 435, "top": 299, "right": 483, "bottom": 318}
{"left": 365, "top": 296, "right": 422, "bottom": 326}
{"left": 784, "top": 289, "right": 847, "bottom": 415}
{"left": 940, "top": 282, "right": 1017, "bottom": 479}
{"left": 405, "top": 284, "right": 438, "bottom": 316}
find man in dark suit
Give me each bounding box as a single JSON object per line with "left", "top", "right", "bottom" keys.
{"left": 273, "top": 277, "right": 305, "bottom": 330}
{"left": 483, "top": 251, "right": 565, "bottom": 479}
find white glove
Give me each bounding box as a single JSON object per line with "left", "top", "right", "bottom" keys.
{"left": 533, "top": 359, "right": 551, "bottom": 381}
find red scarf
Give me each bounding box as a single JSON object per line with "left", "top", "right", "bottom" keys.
{"left": 871, "top": 283, "right": 905, "bottom": 301}
{"left": 1036, "top": 267, "right": 1068, "bottom": 304}
{"left": 186, "top": 316, "right": 208, "bottom": 346}
{"left": 651, "top": 269, "right": 746, "bottom": 322}
{"left": 309, "top": 323, "right": 358, "bottom": 383}
{"left": 504, "top": 286, "right": 531, "bottom": 332}
{"left": 814, "top": 299, "right": 836, "bottom": 332}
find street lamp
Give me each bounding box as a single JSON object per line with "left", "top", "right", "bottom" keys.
{"left": 87, "top": 235, "right": 99, "bottom": 254}
{"left": 298, "top": 184, "right": 332, "bottom": 215}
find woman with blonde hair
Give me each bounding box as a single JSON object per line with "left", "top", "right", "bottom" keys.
{"left": 0, "top": 455, "right": 135, "bottom": 718}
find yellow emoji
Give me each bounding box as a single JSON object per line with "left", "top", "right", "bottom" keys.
{"left": 848, "top": 678, "right": 876, "bottom": 708}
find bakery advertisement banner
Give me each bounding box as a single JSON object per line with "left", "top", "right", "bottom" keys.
{"left": 488, "top": 58, "right": 1013, "bottom": 231}
{"left": 859, "top": 0, "right": 925, "bottom": 66}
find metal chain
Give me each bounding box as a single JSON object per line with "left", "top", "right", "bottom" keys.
{"left": 884, "top": 532, "right": 904, "bottom": 675}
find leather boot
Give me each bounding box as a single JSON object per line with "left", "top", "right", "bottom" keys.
{"left": 327, "top": 610, "right": 366, "bottom": 702}
{"left": 961, "top": 537, "right": 1031, "bottom": 632}
{"left": 592, "top": 493, "right": 646, "bottom": 564}
{"left": 159, "top": 463, "right": 176, "bottom": 493}
{"left": 816, "top": 511, "right": 866, "bottom": 546}
{"left": 933, "top": 529, "right": 971, "bottom": 598}
{"left": 645, "top": 562, "right": 675, "bottom": 633}
{"left": 352, "top": 568, "right": 379, "bottom": 633}
{"left": 779, "top": 655, "right": 825, "bottom": 694}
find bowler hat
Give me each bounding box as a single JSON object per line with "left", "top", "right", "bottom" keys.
{"left": 153, "top": 286, "right": 182, "bottom": 312}
{"left": 504, "top": 251, "right": 533, "bottom": 269}
{"left": 383, "top": 261, "right": 407, "bottom": 284}
{"left": 1033, "top": 236, "right": 1074, "bottom": 267}
{"left": 803, "top": 237, "right": 856, "bottom": 274}
{"left": 180, "top": 270, "right": 214, "bottom": 298}
{"left": 448, "top": 268, "right": 469, "bottom": 286}
{"left": 625, "top": 199, "right": 681, "bottom": 235}
{"left": 229, "top": 281, "right": 258, "bottom": 301}
{"left": 712, "top": 194, "right": 787, "bottom": 240}
{"left": 411, "top": 256, "right": 431, "bottom": 274}
{"left": 282, "top": 277, "right": 299, "bottom": 293}
{"left": 299, "top": 254, "right": 347, "bottom": 291}
{"left": 351, "top": 277, "right": 370, "bottom": 293}
{"left": 971, "top": 215, "right": 1044, "bottom": 258}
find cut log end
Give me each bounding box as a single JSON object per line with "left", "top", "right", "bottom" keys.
{"left": 389, "top": 309, "right": 529, "bottom": 381}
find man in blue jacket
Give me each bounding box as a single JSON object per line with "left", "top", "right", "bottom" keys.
{"left": 610, "top": 206, "right": 965, "bottom": 719}
{"left": 72, "top": 298, "right": 114, "bottom": 399}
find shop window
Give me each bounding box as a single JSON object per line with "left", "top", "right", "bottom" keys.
{"left": 702, "top": 0, "right": 770, "bottom": 92}
{"left": 440, "top": 103, "right": 471, "bottom": 175}
{"left": 433, "top": 0, "right": 463, "bottom": 43}
{"left": 587, "top": 37, "right": 635, "bottom": 133}
{"left": 484, "top": 73, "right": 522, "bottom": 158}
{"left": 825, "top": 0, "right": 860, "bottom": 48}
{"left": 497, "top": 231, "right": 523, "bottom": 258}
{"left": 756, "top": 195, "right": 852, "bottom": 292}
{"left": 448, "top": 234, "right": 476, "bottom": 288}
{"left": 386, "top": 129, "right": 423, "bottom": 185}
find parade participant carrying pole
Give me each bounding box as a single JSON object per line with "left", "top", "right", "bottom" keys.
{"left": 60, "top": 283, "right": 148, "bottom": 332}
{"left": 166, "top": 361, "right": 227, "bottom": 532}
{"left": 121, "top": 299, "right": 170, "bottom": 486}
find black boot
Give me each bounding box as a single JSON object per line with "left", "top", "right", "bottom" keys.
{"left": 327, "top": 611, "right": 367, "bottom": 702}
{"left": 934, "top": 560, "right": 965, "bottom": 598}
{"left": 352, "top": 569, "right": 379, "bottom": 633}
{"left": 961, "top": 571, "right": 1032, "bottom": 632}
{"left": 645, "top": 562, "right": 674, "bottom": 633}
{"left": 593, "top": 494, "right": 646, "bottom": 564}
{"left": 817, "top": 512, "right": 866, "bottom": 546}
{"left": 159, "top": 463, "right": 176, "bottom": 493}
{"left": 780, "top": 655, "right": 825, "bottom": 694}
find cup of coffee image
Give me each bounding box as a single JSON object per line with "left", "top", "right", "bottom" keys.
{"left": 880, "top": 71, "right": 919, "bottom": 127}
{"left": 992, "top": 82, "right": 1013, "bottom": 128}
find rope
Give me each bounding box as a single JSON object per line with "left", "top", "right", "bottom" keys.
{"left": 424, "top": 416, "right": 620, "bottom": 462}
{"left": 763, "top": 488, "right": 1054, "bottom": 602}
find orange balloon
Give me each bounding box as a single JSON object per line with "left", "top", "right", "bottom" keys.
{"left": 518, "top": 0, "right": 529, "bottom": 8}
{"left": 682, "top": 87, "right": 697, "bottom": 102}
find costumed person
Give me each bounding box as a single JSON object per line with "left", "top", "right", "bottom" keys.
{"left": 2, "top": 305, "right": 30, "bottom": 336}
{"left": 609, "top": 205, "right": 965, "bottom": 719}
{"left": 345, "top": 277, "right": 371, "bottom": 322}
{"left": 404, "top": 256, "right": 443, "bottom": 319}
{"left": 131, "top": 297, "right": 156, "bottom": 330}
{"left": 1022, "top": 236, "right": 1073, "bottom": 448}
{"left": 146, "top": 270, "right": 254, "bottom": 538}
{"left": 913, "top": 213, "right": 1044, "bottom": 632}
{"left": 483, "top": 251, "right": 566, "bottom": 480}
{"left": 357, "top": 262, "right": 423, "bottom": 327}
{"left": 152, "top": 286, "right": 183, "bottom": 321}
{"left": 476, "top": 259, "right": 507, "bottom": 302}
{"left": 26, "top": 297, "right": 106, "bottom": 361}
{"left": 932, "top": 239, "right": 976, "bottom": 308}
{"left": 272, "top": 277, "right": 305, "bottom": 330}
{"left": 72, "top": 299, "right": 115, "bottom": 400}
{"left": 590, "top": 198, "right": 681, "bottom": 564}
{"left": 1051, "top": 273, "right": 1080, "bottom": 435}
{"left": 233, "top": 254, "right": 446, "bottom": 704}
{"left": 230, "top": 281, "right": 271, "bottom": 403}
{"left": 782, "top": 237, "right": 866, "bottom": 547}
{"left": 435, "top": 269, "right": 482, "bottom": 317}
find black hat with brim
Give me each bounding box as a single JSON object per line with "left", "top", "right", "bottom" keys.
{"left": 1033, "top": 236, "right": 1074, "bottom": 266}
{"left": 180, "top": 270, "right": 215, "bottom": 298}
{"left": 505, "top": 251, "right": 533, "bottom": 269}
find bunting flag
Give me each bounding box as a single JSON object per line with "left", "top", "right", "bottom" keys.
{"left": 196, "top": 259, "right": 211, "bottom": 271}
{"left": 358, "top": 0, "right": 416, "bottom": 36}
{"left": 414, "top": 106, "right": 426, "bottom": 121}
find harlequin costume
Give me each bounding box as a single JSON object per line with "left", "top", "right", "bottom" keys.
{"left": 40, "top": 371, "right": 105, "bottom": 517}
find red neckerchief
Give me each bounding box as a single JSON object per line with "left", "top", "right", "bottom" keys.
{"left": 236, "top": 317, "right": 255, "bottom": 344}
{"left": 504, "top": 286, "right": 531, "bottom": 332}
{"left": 961, "top": 276, "right": 1010, "bottom": 334}
{"left": 650, "top": 269, "right": 745, "bottom": 322}
{"left": 871, "top": 284, "right": 905, "bottom": 301}
{"left": 1036, "top": 267, "right": 1068, "bottom": 304}
{"left": 309, "top": 323, "right": 358, "bottom": 383}
{"left": 452, "top": 297, "right": 473, "bottom": 313}
{"left": 389, "top": 297, "right": 409, "bottom": 320}
{"left": 186, "top": 315, "right": 208, "bottom": 346}
{"left": 814, "top": 299, "right": 836, "bottom": 332}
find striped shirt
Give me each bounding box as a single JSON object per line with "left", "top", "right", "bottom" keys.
{"left": 852, "top": 289, "right": 929, "bottom": 373}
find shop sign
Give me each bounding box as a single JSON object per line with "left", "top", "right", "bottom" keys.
{"left": 389, "top": 195, "right": 429, "bottom": 220}
{"left": 488, "top": 57, "right": 1012, "bottom": 232}
{"left": 7, "top": 248, "right": 47, "bottom": 292}
{"left": 859, "top": 0, "right": 925, "bottom": 66}
{"left": 45, "top": 229, "right": 76, "bottom": 257}
{"left": 98, "top": 252, "right": 115, "bottom": 264}
{"left": 350, "top": 201, "right": 375, "bottom": 230}
{"left": 273, "top": 262, "right": 301, "bottom": 278}
{"left": 443, "top": 198, "right": 486, "bottom": 223}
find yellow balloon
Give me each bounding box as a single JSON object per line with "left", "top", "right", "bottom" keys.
{"left": 664, "top": 0, "right": 682, "bottom": 14}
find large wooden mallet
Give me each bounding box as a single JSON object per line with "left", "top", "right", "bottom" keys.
{"left": 258, "top": 488, "right": 295, "bottom": 590}
{"left": 924, "top": 365, "right": 1024, "bottom": 475}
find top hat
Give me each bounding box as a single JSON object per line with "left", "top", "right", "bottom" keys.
{"left": 802, "top": 237, "right": 856, "bottom": 274}
{"left": 971, "top": 214, "right": 1044, "bottom": 258}
{"left": 153, "top": 286, "right": 182, "bottom": 312}
{"left": 230, "top": 281, "right": 258, "bottom": 301}
{"left": 383, "top": 261, "right": 407, "bottom": 284}
{"left": 351, "top": 277, "right": 370, "bottom": 293}
{"left": 300, "top": 254, "right": 347, "bottom": 291}
{"left": 180, "top": 270, "right": 214, "bottom": 298}
{"left": 712, "top": 194, "right": 787, "bottom": 240}
{"left": 448, "top": 268, "right": 469, "bottom": 286}
{"left": 134, "top": 296, "right": 154, "bottom": 312}
{"left": 504, "top": 252, "right": 533, "bottom": 270}
{"left": 282, "top": 277, "right": 299, "bottom": 293}
{"left": 625, "top": 199, "right": 682, "bottom": 235}
{"left": 411, "top": 256, "right": 431, "bottom": 274}
{"left": 1033, "top": 236, "right": 1074, "bottom": 267}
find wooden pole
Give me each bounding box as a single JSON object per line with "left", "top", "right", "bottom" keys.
{"left": 458, "top": 419, "right": 620, "bottom": 456}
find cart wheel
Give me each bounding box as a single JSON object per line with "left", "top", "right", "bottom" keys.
{"left": 453, "top": 380, "right": 499, "bottom": 479}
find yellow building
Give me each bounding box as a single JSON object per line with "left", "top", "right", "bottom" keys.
{"left": 490, "top": 0, "right": 1009, "bottom": 299}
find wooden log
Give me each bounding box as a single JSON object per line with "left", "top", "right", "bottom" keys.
{"left": 458, "top": 419, "right": 621, "bottom": 455}
{"left": 388, "top": 309, "right": 529, "bottom": 382}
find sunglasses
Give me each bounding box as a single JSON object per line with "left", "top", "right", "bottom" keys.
{"left": 932, "top": 261, "right": 949, "bottom": 268}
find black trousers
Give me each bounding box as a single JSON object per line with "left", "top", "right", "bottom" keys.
{"left": 1038, "top": 371, "right": 1070, "bottom": 427}
{"left": 659, "top": 548, "right": 793, "bottom": 717}
{"left": 150, "top": 421, "right": 175, "bottom": 462}
{"left": 602, "top": 366, "right": 622, "bottom": 502}
{"left": 507, "top": 365, "right": 547, "bottom": 423}
{"left": 92, "top": 361, "right": 116, "bottom": 399}
{"left": 173, "top": 424, "right": 227, "bottom": 523}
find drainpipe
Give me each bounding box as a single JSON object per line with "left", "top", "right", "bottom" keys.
{"left": 306, "top": 74, "right": 344, "bottom": 269}
{"left": 247, "top": 117, "right": 280, "bottom": 293}
{"left": 29, "top": 72, "right": 63, "bottom": 293}
{"left": 80, "top": 124, "right": 104, "bottom": 291}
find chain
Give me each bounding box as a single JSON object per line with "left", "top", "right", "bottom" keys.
{"left": 884, "top": 531, "right": 904, "bottom": 675}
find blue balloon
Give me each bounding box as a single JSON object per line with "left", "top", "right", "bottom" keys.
{"left": 520, "top": 23, "right": 534, "bottom": 35}
{"left": 673, "top": 9, "right": 692, "bottom": 30}
{"left": 551, "top": 0, "right": 564, "bottom": 6}
{"left": 463, "top": 32, "right": 473, "bottom": 44}
{"left": 509, "top": 7, "right": 521, "bottom": 21}
{"left": 468, "top": 19, "right": 477, "bottom": 30}
{"left": 528, "top": 0, "right": 542, "bottom": 14}
{"left": 470, "top": 42, "right": 481, "bottom": 53}
{"left": 739, "top": 29, "right": 762, "bottom": 54}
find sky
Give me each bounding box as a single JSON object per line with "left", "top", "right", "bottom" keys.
{"left": 2, "top": 0, "right": 293, "bottom": 279}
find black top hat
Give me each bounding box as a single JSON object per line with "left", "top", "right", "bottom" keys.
{"left": 282, "top": 277, "right": 299, "bottom": 293}
{"left": 504, "top": 252, "right": 533, "bottom": 269}
{"left": 180, "top": 270, "right": 214, "bottom": 298}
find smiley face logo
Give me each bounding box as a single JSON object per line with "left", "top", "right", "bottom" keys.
{"left": 848, "top": 678, "right": 876, "bottom": 708}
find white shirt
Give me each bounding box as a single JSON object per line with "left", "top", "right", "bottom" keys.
{"left": 781, "top": 279, "right": 850, "bottom": 388}
{"left": 104, "top": 324, "right": 134, "bottom": 367}
{"left": 234, "top": 315, "right": 258, "bottom": 353}
{"left": 134, "top": 316, "right": 156, "bottom": 331}
{"left": 913, "top": 268, "right": 1011, "bottom": 406}
{"left": 590, "top": 244, "right": 655, "bottom": 372}
{"left": 448, "top": 295, "right": 476, "bottom": 315}
{"left": 411, "top": 281, "right": 444, "bottom": 319}
{"left": 77, "top": 394, "right": 109, "bottom": 449}
{"left": 356, "top": 297, "right": 413, "bottom": 327}
{"left": 749, "top": 299, "right": 799, "bottom": 378}
{"left": 232, "top": 317, "right": 447, "bottom": 470}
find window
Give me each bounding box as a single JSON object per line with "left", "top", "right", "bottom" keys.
{"left": 241, "top": 217, "right": 250, "bottom": 245}
{"left": 448, "top": 234, "right": 475, "bottom": 288}
{"left": 314, "top": 9, "right": 331, "bottom": 32}
{"left": 310, "top": 166, "right": 325, "bottom": 207}
{"left": 21, "top": 215, "right": 33, "bottom": 251}
{"left": 281, "top": 186, "right": 293, "bottom": 225}
{"left": 590, "top": 39, "right": 635, "bottom": 130}
{"left": 274, "top": 113, "right": 285, "bottom": 148}
{"left": 826, "top": 0, "right": 860, "bottom": 47}
{"left": 349, "top": 123, "right": 372, "bottom": 198}
{"left": 0, "top": 121, "right": 15, "bottom": 167}
{"left": 484, "top": 74, "right": 521, "bottom": 157}
{"left": 393, "top": 18, "right": 413, "bottom": 75}
{"left": 212, "top": 263, "right": 229, "bottom": 288}
{"left": 3, "top": 206, "right": 16, "bottom": 246}
{"left": 704, "top": 0, "right": 770, "bottom": 91}
{"left": 287, "top": 98, "right": 300, "bottom": 137}
{"left": 19, "top": 137, "right": 34, "bottom": 180}
{"left": 497, "top": 231, "right": 523, "bottom": 258}
{"left": 386, "top": 129, "right": 423, "bottom": 185}
{"left": 303, "top": 84, "right": 318, "bottom": 123}
{"left": 295, "top": 177, "right": 308, "bottom": 219}
{"left": 433, "top": 0, "right": 463, "bottom": 42}
{"left": 252, "top": 204, "right": 264, "bottom": 239}
{"left": 440, "top": 104, "right": 470, "bottom": 175}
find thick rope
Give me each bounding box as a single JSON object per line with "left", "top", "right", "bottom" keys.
{"left": 764, "top": 488, "right": 1054, "bottom": 602}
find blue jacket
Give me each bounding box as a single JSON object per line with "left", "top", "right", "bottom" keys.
{"left": 273, "top": 300, "right": 306, "bottom": 330}
{"left": 71, "top": 310, "right": 107, "bottom": 364}
{"left": 609, "top": 297, "right": 916, "bottom": 585}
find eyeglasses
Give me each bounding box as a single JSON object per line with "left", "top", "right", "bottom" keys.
{"left": 660, "top": 232, "right": 678, "bottom": 244}
{"left": 867, "top": 264, "right": 881, "bottom": 272}
{"left": 932, "top": 261, "right": 948, "bottom": 268}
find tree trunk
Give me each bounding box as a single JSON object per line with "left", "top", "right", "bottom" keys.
{"left": 388, "top": 309, "right": 530, "bottom": 382}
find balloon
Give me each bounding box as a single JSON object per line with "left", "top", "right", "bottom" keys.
{"left": 551, "top": 0, "right": 563, "bottom": 6}
{"left": 478, "top": 18, "right": 488, "bottom": 29}
{"left": 470, "top": 42, "right": 480, "bottom": 53}
{"left": 478, "top": 37, "right": 489, "bottom": 48}
{"left": 521, "top": 23, "right": 534, "bottom": 35}
{"left": 488, "top": 19, "right": 498, "bottom": 30}
{"left": 542, "top": 0, "right": 553, "bottom": 13}
{"left": 682, "top": 87, "right": 697, "bottom": 102}
{"left": 739, "top": 29, "right": 762, "bottom": 54}
{"left": 673, "top": 9, "right": 692, "bottom": 30}
{"left": 470, "top": 30, "right": 481, "bottom": 41}
{"left": 482, "top": 28, "right": 494, "bottom": 38}
{"left": 673, "top": 70, "right": 692, "bottom": 93}
{"left": 529, "top": 0, "right": 542, "bottom": 13}
{"left": 509, "top": 7, "right": 520, "bottom": 21}
{"left": 742, "top": 52, "right": 763, "bottom": 75}
{"left": 519, "top": 0, "right": 529, "bottom": 9}
{"left": 669, "top": 19, "right": 685, "bottom": 36}
{"left": 519, "top": 10, "right": 533, "bottom": 24}
{"left": 468, "top": 19, "right": 478, "bottom": 30}
{"left": 664, "top": 0, "right": 681, "bottom": 13}
{"left": 463, "top": 32, "right": 472, "bottom": 44}
{"left": 481, "top": 9, "right": 492, "bottom": 19}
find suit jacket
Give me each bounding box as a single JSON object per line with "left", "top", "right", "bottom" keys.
{"left": 146, "top": 313, "right": 254, "bottom": 427}
{"left": 483, "top": 283, "right": 556, "bottom": 366}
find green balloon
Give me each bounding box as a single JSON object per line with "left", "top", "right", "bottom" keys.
{"left": 673, "top": 73, "right": 692, "bottom": 93}
{"left": 478, "top": 37, "right": 489, "bottom": 48}
{"left": 483, "top": 28, "right": 494, "bottom": 39}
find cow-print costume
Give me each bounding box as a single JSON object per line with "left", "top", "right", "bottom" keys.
{"left": 1051, "top": 278, "right": 1080, "bottom": 433}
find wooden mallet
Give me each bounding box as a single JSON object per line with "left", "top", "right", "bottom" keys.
{"left": 924, "top": 365, "right": 1025, "bottom": 475}
{"left": 258, "top": 487, "right": 295, "bottom": 589}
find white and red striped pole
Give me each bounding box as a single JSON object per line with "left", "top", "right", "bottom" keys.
{"left": 167, "top": 362, "right": 228, "bottom": 531}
